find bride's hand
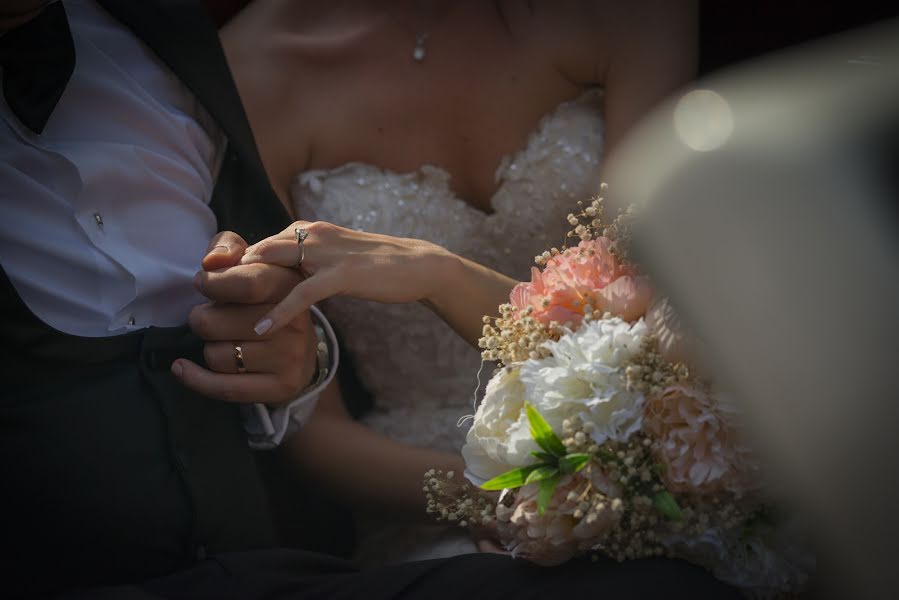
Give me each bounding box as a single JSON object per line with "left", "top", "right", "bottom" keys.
{"left": 470, "top": 520, "right": 510, "bottom": 556}
{"left": 241, "top": 221, "right": 459, "bottom": 335}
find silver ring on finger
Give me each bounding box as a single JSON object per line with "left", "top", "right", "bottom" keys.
{"left": 294, "top": 227, "right": 309, "bottom": 268}
{"left": 234, "top": 343, "right": 247, "bottom": 374}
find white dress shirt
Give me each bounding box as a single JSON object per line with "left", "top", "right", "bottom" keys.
{"left": 0, "top": 0, "right": 335, "bottom": 446}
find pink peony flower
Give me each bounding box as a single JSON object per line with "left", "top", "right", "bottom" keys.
{"left": 643, "top": 385, "right": 757, "bottom": 498}
{"left": 510, "top": 238, "right": 651, "bottom": 326}
{"left": 493, "top": 474, "right": 621, "bottom": 566}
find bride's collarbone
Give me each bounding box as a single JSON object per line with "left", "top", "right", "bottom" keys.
{"left": 289, "top": 77, "right": 589, "bottom": 211}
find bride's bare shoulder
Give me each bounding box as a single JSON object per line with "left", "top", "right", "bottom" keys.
{"left": 501, "top": 0, "right": 696, "bottom": 148}
{"left": 500, "top": 0, "right": 697, "bottom": 86}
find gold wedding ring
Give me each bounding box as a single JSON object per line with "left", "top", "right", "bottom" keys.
{"left": 295, "top": 227, "right": 309, "bottom": 268}
{"left": 234, "top": 344, "right": 246, "bottom": 374}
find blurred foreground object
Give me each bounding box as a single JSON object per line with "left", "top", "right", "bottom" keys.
{"left": 608, "top": 18, "right": 899, "bottom": 600}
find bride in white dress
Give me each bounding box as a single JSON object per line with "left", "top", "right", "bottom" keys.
{"left": 295, "top": 91, "right": 602, "bottom": 563}
{"left": 222, "top": 0, "right": 697, "bottom": 565}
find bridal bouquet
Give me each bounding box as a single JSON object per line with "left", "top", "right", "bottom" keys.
{"left": 424, "top": 185, "right": 813, "bottom": 597}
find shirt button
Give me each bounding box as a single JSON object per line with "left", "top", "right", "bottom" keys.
{"left": 93, "top": 212, "right": 104, "bottom": 228}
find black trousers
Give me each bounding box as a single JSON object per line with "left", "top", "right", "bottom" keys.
{"left": 67, "top": 548, "right": 738, "bottom": 599}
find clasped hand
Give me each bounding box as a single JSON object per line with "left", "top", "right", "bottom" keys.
{"left": 171, "top": 232, "right": 318, "bottom": 406}
{"left": 240, "top": 220, "right": 457, "bottom": 335}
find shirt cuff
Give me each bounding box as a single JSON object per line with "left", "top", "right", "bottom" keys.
{"left": 242, "top": 304, "right": 339, "bottom": 449}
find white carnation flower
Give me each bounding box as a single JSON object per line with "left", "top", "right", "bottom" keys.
{"left": 519, "top": 317, "right": 648, "bottom": 445}
{"left": 462, "top": 317, "right": 648, "bottom": 485}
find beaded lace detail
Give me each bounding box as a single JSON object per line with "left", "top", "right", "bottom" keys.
{"left": 291, "top": 90, "right": 604, "bottom": 454}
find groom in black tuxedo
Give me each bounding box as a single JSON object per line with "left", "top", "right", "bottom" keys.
{"left": 0, "top": 1, "right": 734, "bottom": 597}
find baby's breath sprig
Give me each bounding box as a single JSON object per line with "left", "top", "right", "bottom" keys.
{"left": 478, "top": 305, "right": 557, "bottom": 366}
{"left": 564, "top": 185, "right": 607, "bottom": 246}
{"left": 574, "top": 428, "right": 751, "bottom": 563}
{"left": 555, "top": 417, "right": 758, "bottom": 564}
{"left": 422, "top": 468, "right": 495, "bottom": 529}
{"left": 560, "top": 183, "right": 640, "bottom": 267}
{"left": 623, "top": 334, "right": 694, "bottom": 397}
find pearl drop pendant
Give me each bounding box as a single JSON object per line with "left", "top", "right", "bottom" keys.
{"left": 413, "top": 34, "right": 428, "bottom": 62}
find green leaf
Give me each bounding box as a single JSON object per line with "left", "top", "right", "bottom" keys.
{"left": 537, "top": 474, "right": 562, "bottom": 515}
{"left": 652, "top": 490, "right": 684, "bottom": 521}
{"left": 525, "top": 403, "right": 567, "bottom": 457}
{"left": 525, "top": 466, "right": 560, "bottom": 485}
{"left": 480, "top": 465, "right": 540, "bottom": 491}
{"left": 559, "top": 453, "right": 592, "bottom": 474}
{"left": 531, "top": 451, "right": 559, "bottom": 464}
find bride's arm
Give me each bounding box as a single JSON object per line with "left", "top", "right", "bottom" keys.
{"left": 422, "top": 254, "right": 516, "bottom": 347}
{"left": 241, "top": 221, "right": 518, "bottom": 347}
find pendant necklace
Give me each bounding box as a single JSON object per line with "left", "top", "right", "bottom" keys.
{"left": 412, "top": 33, "right": 428, "bottom": 62}
{"left": 384, "top": 2, "right": 449, "bottom": 64}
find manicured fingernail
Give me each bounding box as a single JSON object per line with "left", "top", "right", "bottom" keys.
{"left": 208, "top": 245, "right": 229, "bottom": 256}
{"left": 254, "top": 318, "right": 273, "bottom": 336}
{"left": 241, "top": 253, "right": 262, "bottom": 264}
{"left": 171, "top": 361, "right": 184, "bottom": 378}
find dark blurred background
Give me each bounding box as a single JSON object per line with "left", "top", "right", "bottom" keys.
{"left": 203, "top": 1, "right": 898, "bottom": 76}
{"left": 697, "top": 0, "right": 896, "bottom": 74}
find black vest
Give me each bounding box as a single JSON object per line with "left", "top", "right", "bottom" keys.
{"left": 0, "top": 1, "right": 302, "bottom": 594}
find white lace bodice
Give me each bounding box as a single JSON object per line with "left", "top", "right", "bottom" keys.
{"left": 291, "top": 90, "right": 604, "bottom": 453}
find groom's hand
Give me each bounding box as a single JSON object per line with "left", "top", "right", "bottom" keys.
{"left": 171, "top": 231, "right": 318, "bottom": 406}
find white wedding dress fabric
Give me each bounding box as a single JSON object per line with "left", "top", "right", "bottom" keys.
{"left": 291, "top": 89, "right": 604, "bottom": 565}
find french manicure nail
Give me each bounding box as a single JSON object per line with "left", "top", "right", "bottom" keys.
{"left": 254, "top": 318, "right": 273, "bottom": 336}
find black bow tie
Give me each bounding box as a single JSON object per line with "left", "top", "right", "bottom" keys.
{"left": 0, "top": 2, "right": 75, "bottom": 134}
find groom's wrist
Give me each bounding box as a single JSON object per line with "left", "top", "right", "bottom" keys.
{"left": 245, "top": 305, "right": 339, "bottom": 449}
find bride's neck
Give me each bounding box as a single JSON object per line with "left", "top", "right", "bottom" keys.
{"left": 262, "top": 0, "right": 383, "bottom": 37}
